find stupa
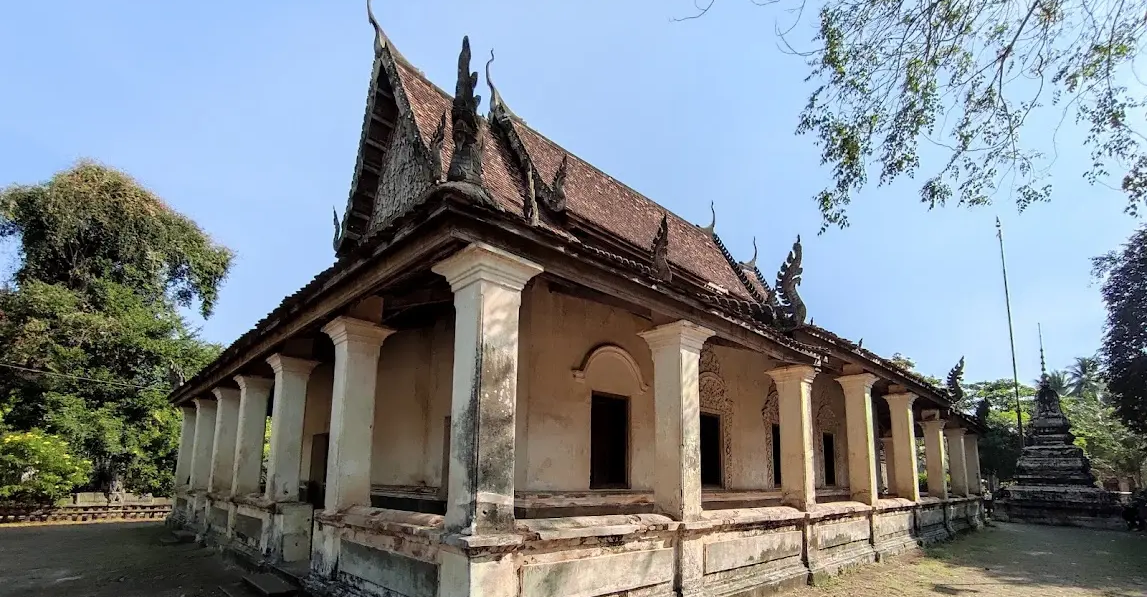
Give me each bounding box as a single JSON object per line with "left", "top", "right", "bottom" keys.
{"left": 996, "top": 342, "right": 1122, "bottom": 529}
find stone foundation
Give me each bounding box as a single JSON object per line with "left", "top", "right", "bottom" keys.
{"left": 995, "top": 486, "right": 1123, "bottom": 530}
{"left": 169, "top": 496, "right": 982, "bottom": 597}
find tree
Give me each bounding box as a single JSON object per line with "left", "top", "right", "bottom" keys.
{"left": 677, "top": 0, "right": 1147, "bottom": 230}
{"left": 0, "top": 429, "right": 91, "bottom": 505}
{"left": 1065, "top": 356, "right": 1104, "bottom": 398}
{"left": 0, "top": 162, "right": 232, "bottom": 495}
{"left": 1094, "top": 225, "right": 1147, "bottom": 434}
{"left": 964, "top": 378, "right": 1034, "bottom": 482}
{"left": 1037, "top": 369, "right": 1072, "bottom": 397}
{"left": 1062, "top": 393, "right": 1147, "bottom": 486}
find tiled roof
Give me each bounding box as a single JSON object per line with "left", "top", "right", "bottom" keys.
{"left": 391, "top": 61, "right": 753, "bottom": 300}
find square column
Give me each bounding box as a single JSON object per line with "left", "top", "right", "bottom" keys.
{"left": 318, "top": 321, "right": 390, "bottom": 511}
{"left": 189, "top": 397, "right": 218, "bottom": 492}
{"left": 433, "top": 243, "right": 542, "bottom": 535}
{"left": 209, "top": 388, "right": 241, "bottom": 495}
{"left": 882, "top": 393, "right": 919, "bottom": 501}
{"left": 836, "top": 373, "right": 880, "bottom": 506}
{"left": 265, "top": 355, "right": 319, "bottom": 503}
{"left": 638, "top": 321, "right": 715, "bottom": 522}
{"left": 232, "top": 375, "right": 273, "bottom": 497}
{"left": 921, "top": 417, "right": 948, "bottom": 499}
{"left": 945, "top": 427, "right": 969, "bottom": 497}
{"left": 964, "top": 434, "right": 982, "bottom": 495}
{"left": 175, "top": 406, "right": 196, "bottom": 490}
{"left": 765, "top": 365, "right": 818, "bottom": 511}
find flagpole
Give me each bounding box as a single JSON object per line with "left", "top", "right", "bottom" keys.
{"left": 996, "top": 217, "right": 1025, "bottom": 447}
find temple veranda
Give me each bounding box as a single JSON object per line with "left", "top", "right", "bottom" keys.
{"left": 166, "top": 7, "right": 987, "bottom": 597}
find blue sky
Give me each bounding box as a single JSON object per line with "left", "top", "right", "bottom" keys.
{"left": 0, "top": 0, "right": 1138, "bottom": 385}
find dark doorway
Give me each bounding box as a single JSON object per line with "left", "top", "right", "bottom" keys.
{"left": 305, "top": 432, "right": 329, "bottom": 509}
{"left": 590, "top": 393, "right": 629, "bottom": 489}
{"left": 822, "top": 433, "right": 837, "bottom": 487}
{"left": 700, "top": 413, "right": 722, "bottom": 487}
{"left": 772, "top": 424, "right": 782, "bottom": 486}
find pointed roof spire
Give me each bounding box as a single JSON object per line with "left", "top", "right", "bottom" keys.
{"left": 1039, "top": 323, "right": 1048, "bottom": 380}
{"left": 700, "top": 201, "right": 716, "bottom": 236}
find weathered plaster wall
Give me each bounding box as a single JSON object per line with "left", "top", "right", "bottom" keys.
{"left": 300, "top": 364, "right": 333, "bottom": 483}
{"left": 369, "top": 317, "right": 453, "bottom": 487}
{"left": 518, "top": 283, "right": 782, "bottom": 492}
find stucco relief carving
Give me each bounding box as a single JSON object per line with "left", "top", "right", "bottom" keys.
{"left": 812, "top": 388, "right": 848, "bottom": 489}
{"left": 761, "top": 383, "right": 779, "bottom": 488}
{"left": 572, "top": 344, "right": 649, "bottom": 393}
{"left": 699, "top": 346, "right": 733, "bottom": 488}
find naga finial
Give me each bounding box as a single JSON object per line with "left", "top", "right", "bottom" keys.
{"left": 332, "top": 207, "right": 343, "bottom": 252}
{"left": 700, "top": 201, "right": 716, "bottom": 236}
{"left": 947, "top": 356, "right": 966, "bottom": 404}
{"left": 428, "top": 111, "right": 447, "bottom": 183}
{"left": 742, "top": 236, "right": 758, "bottom": 268}
{"left": 446, "top": 36, "right": 484, "bottom": 186}
{"left": 651, "top": 213, "right": 672, "bottom": 282}
{"left": 546, "top": 155, "right": 568, "bottom": 212}
{"left": 773, "top": 235, "right": 806, "bottom": 329}
{"left": 485, "top": 49, "right": 511, "bottom": 121}
{"left": 857, "top": 337, "right": 863, "bottom": 349}
{"left": 366, "top": 0, "right": 386, "bottom": 55}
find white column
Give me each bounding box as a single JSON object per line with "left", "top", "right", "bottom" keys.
{"left": 964, "top": 434, "right": 982, "bottom": 495}
{"left": 836, "top": 373, "right": 880, "bottom": 506}
{"left": 208, "top": 388, "right": 241, "bottom": 495}
{"left": 264, "top": 355, "right": 319, "bottom": 503}
{"left": 883, "top": 393, "right": 920, "bottom": 501}
{"left": 189, "top": 397, "right": 218, "bottom": 491}
{"left": 921, "top": 418, "right": 947, "bottom": 499}
{"left": 766, "top": 365, "right": 818, "bottom": 511}
{"left": 639, "top": 321, "right": 715, "bottom": 522}
{"left": 945, "top": 427, "right": 969, "bottom": 497}
{"left": 433, "top": 243, "right": 541, "bottom": 534}
{"left": 320, "top": 318, "right": 392, "bottom": 511}
{"left": 232, "top": 375, "right": 273, "bottom": 497}
{"left": 175, "top": 405, "right": 197, "bottom": 490}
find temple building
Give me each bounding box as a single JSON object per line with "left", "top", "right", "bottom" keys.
{"left": 168, "top": 6, "right": 986, "bottom": 597}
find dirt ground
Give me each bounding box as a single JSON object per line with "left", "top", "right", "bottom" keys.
{"left": 0, "top": 520, "right": 1143, "bottom": 597}
{"left": 0, "top": 522, "right": 237, "bottom": 597}
{"left": 794, "top": 521, "right": 1147, "bottom": 597}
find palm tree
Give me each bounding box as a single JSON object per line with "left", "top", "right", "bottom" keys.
{"left": 1067, "top": 357, "right": 1105, "bottom": 399}
{"left": 1037, "top": 370, "right": 1072, "bottom": 397}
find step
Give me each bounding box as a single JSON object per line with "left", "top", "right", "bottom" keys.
{"left": 241, "top": 572, "right": 297, "bottom": 597}
{"left": 219, "top": 582, "right": 256, "bottom": 597}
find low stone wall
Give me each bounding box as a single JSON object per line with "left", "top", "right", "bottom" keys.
{"left": 0, "top": 500, "right": 172, "bottom": 523}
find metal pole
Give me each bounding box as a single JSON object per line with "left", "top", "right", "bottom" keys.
{"left": 996, "top": 217, "right": 1025, "bottom": 447}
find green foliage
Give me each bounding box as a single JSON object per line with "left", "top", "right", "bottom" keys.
{"left": 0, "top": 429, "right": 91, "bottom": 505}
{"left": 0, "top": 162, "right": 231, "bottom": 496}
{"left": 1063, "top": 393, "right": 1147, "bottom": 481}
{"left": 680, "top": 0, "right": 1147, "bottom": 229}
{"left": 1094, "top": 225, "right": 1147, "bottom": 434}
{"left": 965, "top": 378, "right": 1034, "bottom": 482}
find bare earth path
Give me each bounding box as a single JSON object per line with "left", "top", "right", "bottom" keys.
{"left": 0, "top": 520, "right": 1143, "bottom": 596}
{"left": 794, "top": 522, "right": 1147, "bottom": 597}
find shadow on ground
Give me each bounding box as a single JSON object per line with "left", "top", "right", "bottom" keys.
{"left": 792, "top": 521, "right": 1147, "bottom": 597}
{"left": 0, "top": 522, "right": 238, "bottom": 597}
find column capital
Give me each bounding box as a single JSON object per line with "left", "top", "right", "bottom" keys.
{"left": 431, "top": 242, "right": 543, "bottom": 292}
{"left": 192, "top": 396, "right": 217, "bottom": 408}
{"left": 211, "top": 387, "right": 240, "bottom": 403}
{"left": 835, "top": 372, "right": 879, "bottom": 393}
{"left": 180, "top": 403, "right": 197, "bottom": 413}
{"left": 234, "top": 374, "right": 275, "bottom": 393}
{"left": 266, "top": 353, "right": 321, "bottom": 376}
{"left": 765, "top": 364, "right": 817, "bottom": 385}
{"left": 638, "top": 320, "right": 715, "bottom": 353}
{"left": 943, "top": 426, "right": 967, "bottom": 439}
{"left": 883, "top": 391, "right": 917, "bottom": 408}
{"left": 321, "top": 316, "right": 394, "bottom": 348}
{"left": 920, "top": 418, "right": 947, "bottom": 432}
